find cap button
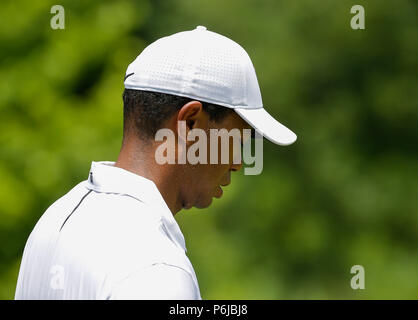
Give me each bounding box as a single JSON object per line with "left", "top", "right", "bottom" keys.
{"left": 196, "top": 25, "right": 207, "bottom": 31}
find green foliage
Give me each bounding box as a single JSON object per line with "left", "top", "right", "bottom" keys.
{"left": 0, "top": 0, "right": 417, "bottom": 299}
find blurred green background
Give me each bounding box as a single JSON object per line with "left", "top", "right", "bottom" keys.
{"left": 0, "top": 0, "right": 417, "bottom": 299}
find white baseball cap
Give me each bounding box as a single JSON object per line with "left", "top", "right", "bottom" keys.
{"left": 124, "top": 26, "right": 297, "bottom": 146}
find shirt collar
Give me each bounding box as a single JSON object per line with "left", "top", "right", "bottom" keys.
{"left": 85, "top": 160, "right": 187, "bottom": 252}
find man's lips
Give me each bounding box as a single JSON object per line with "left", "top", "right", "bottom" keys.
{"left": 214, "top": 186, "right": 223, "bottom": 198}
{"left": 215, "top": 181, "right": 230, "bottom": 198}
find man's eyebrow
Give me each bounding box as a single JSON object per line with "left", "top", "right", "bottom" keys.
{"left": 239, "top": 128, "right": 255, "bottom": 150}
{"left": 245, "top": 128, "right": 256, "bottom": 140}
{"left": 242, "top": 128, "right": 256, "bottom": 138}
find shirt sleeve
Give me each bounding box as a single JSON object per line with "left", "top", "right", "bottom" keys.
{"left": 109, "top": 263, "right": 201, "bottom": 300}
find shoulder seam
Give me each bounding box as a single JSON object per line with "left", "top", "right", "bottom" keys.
{"left": 86, "top": 186, "right": 147, "bottom": 206}
{"left": 59, "top": 189, "right": 93, "bottom": 232}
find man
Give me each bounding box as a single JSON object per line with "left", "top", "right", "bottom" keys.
{"left": 15, "top": 26, "right": 296, "bottom": 299}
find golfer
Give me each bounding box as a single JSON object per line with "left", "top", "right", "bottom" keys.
{"left": 15, "top": 26, "right": 296, "bottom": 299}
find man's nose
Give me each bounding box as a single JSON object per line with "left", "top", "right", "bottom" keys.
{"left": 230, "top": 160, "right": 243, "bottom": 172}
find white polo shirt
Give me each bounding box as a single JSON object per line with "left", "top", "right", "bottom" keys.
{"left": 15, "top": 161, "right": 201, "bottom": 300}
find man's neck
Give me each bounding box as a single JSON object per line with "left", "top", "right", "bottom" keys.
{"left": 114, "top": 140, "right": 182, "bottom": 215}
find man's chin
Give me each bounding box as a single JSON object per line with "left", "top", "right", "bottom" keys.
{"left": 182, "top": 201, "right": 210, "bottom": 210}
{"left": 182, "top": 194, "right": 217, "bottom": 210}
{"left": 193, "top": 197, "right": 213, "bottom": 209}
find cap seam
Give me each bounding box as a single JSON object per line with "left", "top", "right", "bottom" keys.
{"left": 124, "top": 84, "right": 263, "bottom": 109}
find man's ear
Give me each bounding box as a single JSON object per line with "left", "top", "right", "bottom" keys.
{"left": 176, "top": 101, "right": 209, "bottom": 135}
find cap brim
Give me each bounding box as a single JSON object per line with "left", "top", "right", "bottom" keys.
{"left": 235, "top": 107, "right": 297, "bottom": 146}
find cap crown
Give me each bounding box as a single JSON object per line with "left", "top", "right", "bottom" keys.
{"left": 124, "top": 26, "right": 263, "bottom": 109}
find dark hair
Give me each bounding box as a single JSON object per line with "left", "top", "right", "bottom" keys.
{"left": 122, "top": 89, "right": 233, "bottom": 140}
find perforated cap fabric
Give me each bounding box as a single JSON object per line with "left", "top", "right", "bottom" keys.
{"left": 124, "top": 26, "right": 297, "bottom": 146}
